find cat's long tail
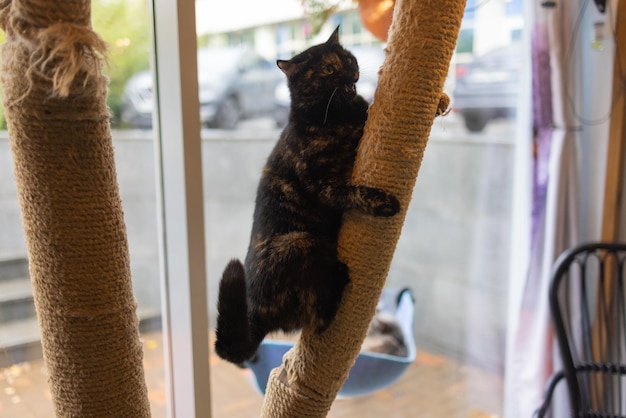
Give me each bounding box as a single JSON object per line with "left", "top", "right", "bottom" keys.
{"left": 215, "top": 259, "right": 260, "bottom": 364}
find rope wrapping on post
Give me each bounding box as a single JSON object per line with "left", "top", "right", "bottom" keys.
{"left": 0, "top": 1, "right": 150, "bottom": 416}
{"left": 260, "top": 0, "right": 466, "bottom": 416}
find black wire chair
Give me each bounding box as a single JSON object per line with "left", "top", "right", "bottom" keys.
{"left": 535, "top": 242, "right": 626, "bottom": 418}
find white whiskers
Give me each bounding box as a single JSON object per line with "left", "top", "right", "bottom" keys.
{"left": 323, "top": 87, "right": 338, "bottom": 124}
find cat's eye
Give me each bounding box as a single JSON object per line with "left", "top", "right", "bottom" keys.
{"left": 321, "top": 64, "right": 335, "bottom": 75}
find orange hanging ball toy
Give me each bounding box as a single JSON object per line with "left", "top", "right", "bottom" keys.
{"left": 358, "top": 0, "right": 395, "bottom": 42}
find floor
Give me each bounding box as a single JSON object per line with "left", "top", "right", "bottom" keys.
{"left": 0, "top": 332, "right": 503, "bottom": 417}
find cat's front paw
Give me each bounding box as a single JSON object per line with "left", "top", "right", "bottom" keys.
{"left": 373, "top": 193, "right": 401, "bottom": 217}
{"left": 361, "top": 187, "right": 401, "bottom": 217}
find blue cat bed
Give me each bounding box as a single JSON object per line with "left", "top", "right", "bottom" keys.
{"left": 243, "top": 288, "right": 416, "bottom": 398}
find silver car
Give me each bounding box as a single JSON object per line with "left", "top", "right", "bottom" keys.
{"left": 121, "top": 47, "right": 283, "bottom": 129}
{"left": 452, "top": 43, "right": 522, "bottom": 132}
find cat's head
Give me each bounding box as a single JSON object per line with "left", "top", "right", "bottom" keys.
{"left": 276, "top": 27, "right": 360, "bottom": 110}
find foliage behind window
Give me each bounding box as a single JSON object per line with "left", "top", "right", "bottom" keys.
{"left": 92, "top": 0, "right": 150, "bottom": 127}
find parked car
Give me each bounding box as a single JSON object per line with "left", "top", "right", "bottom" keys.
{"left": 452, "top": 42, "right": 522, "bottom": 132}
{"left": 121, "top": 71, "right": 153, "bottom": 129}
{"left": 121, "top": 47, "right": 283, "bottom": 129}
{"left": 273, "top": 45, "right": 385, "bottom": 127}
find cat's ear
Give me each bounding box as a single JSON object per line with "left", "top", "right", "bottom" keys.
{"left": 277, "top": 59, "right": 295, "bottom": 76}
{"left": 326, "top": 26, "right": 340, "bottom": 45}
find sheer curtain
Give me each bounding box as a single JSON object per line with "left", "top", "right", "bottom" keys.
{"left": 504, "top": 1, "right": 581, "bottom": 416}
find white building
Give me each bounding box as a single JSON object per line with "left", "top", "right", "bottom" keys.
{"left": 196, "top": 0, "right": 524, "bottom": 61}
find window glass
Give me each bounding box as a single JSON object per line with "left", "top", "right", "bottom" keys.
{"left": 0, "top": 1, "right": 528, "bottom": 416}
{"left": 198, "top": 1, "right": 525, "bottom": 416}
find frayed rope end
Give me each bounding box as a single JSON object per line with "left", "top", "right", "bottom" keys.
{"left": 29, "top": 22, "right": 108, "bottom": 98}
{"left": 2, "top": 18, "right": 108, "bottom": 102}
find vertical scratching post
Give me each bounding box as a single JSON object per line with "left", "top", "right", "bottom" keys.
{"left": 260, "top": 0, "right": 466, "bottom": 416}
{"left": 0, "top": 1, "right": 151, "bottom": 416}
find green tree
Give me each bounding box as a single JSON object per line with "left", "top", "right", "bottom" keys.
{"left": 92, "top": 0, "right": 150, "bottom": 127}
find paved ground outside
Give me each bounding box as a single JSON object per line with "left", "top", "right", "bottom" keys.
{"left": 0, "top": 330, "right": 504, "bottom": 418}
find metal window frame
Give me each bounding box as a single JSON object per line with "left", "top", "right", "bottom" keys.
{"left": 150, "top": 0, "right": 212, "bottom": 417}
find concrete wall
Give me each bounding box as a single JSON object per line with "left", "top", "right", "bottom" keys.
{"left": 0, "top": 136, "right": 26, "bottom": 259}
{"left": 0, "top": 128, "right": 514, "bottom": 372}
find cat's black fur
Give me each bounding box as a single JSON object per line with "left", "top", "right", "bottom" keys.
{"left": 215, "top": 27, "right": 400, "bottom": 365}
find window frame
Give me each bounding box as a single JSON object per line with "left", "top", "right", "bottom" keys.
{"left": 150, "top": 0, "right": 212, "bottom": 416}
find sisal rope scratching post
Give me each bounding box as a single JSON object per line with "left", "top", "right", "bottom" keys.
{"left": 0, "top": 1, "right": 150, "bottom": 416}
{"left": 261, "top": 0, "right": 466, "bottom": 416}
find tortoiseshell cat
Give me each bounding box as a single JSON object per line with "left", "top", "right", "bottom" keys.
{"left": 215, "top": 27, "right": 400, "bottom": 364}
